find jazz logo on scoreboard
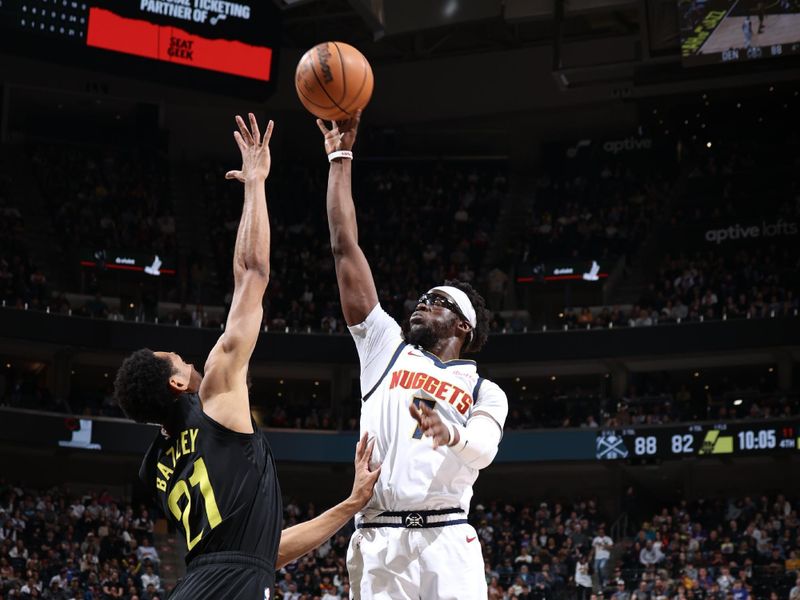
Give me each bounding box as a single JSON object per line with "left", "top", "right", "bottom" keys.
{"left": 698, "top": 430, "right": 733, "bottom": 455}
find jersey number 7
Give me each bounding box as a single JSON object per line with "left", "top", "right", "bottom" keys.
{"left": 168, "top": 457, "right": 222, "bottom": 550}
{"left": 411, "top": 397, "right": 437, "bottom": 439}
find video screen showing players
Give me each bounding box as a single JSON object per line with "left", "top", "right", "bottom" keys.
{"left": 679, "top": 0, "right": 800, "bottom": 65}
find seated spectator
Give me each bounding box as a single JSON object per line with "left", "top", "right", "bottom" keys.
{"left": 136, "top": 539, "right": 159, "bottom": 565}
{"left": 140, "top": 564, "right": 161, "bottom": 593}
{"left": 717, "top": 566, "right": 735, "bottom": 592}
{"left": 640, "top": 540, "right": 664, "bottom": 566}
{"left": 632, "top": 579, "right": 650, "bottom": 600}
{"left": 611, "top": 579, "right": 631, "bottom": 600}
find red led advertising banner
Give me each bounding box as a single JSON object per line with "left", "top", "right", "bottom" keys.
{"left": 86, "top": 7, "right": 272, "bottom": 81}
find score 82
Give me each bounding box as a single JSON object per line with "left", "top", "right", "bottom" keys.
{"left": 634, "top": 436, "right": 657, "bottom": 455}
{"left": 671, "top": 434, "right": 694, "bottom": 453}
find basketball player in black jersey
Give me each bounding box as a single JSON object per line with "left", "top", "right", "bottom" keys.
{"left": 113, "top": 114, "right": 381, "bottom": 600}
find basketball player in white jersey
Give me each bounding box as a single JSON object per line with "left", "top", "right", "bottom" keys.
{"left": 742, "top": 15, "right": 754, "bottom": 48}
{"left": 317, "top": 111, "right": 508, "bottom": 600}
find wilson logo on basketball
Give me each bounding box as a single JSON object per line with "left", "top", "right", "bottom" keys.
{"left": 316, "top": 44, "right": 334, "bottom": 83}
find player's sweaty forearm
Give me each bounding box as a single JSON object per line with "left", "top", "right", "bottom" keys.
{"left": 233, "top": 177, "right": 271, "bottom": 283}
{"left": 326, "top": 159, "right": 359, "bottom": 255}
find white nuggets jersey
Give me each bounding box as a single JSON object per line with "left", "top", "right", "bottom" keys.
{"left": 348, "top": 305, "right": 508, "bottom": 520}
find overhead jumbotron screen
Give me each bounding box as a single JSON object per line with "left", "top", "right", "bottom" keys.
{"left": 679, "top": 0, "right": 800, "bottom": 65}
{"left": 0, "top": 0, "right": 280, "bottom": 94}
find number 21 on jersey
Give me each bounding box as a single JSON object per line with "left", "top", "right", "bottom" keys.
{"left": 168, "top": 457, "right": 222, "bottom": 550}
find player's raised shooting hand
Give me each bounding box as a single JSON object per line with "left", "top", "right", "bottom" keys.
{"left": 410, "top": 401, "right": 459, "bottom": 449}
{"left": 316, "top": 109, "right": 361, "bottom": 155}
{"left": 226, "top": 113, "right": 274, "bottom": 183}
{"left": 348, "top": 432, "right": 381, "bottom": 509}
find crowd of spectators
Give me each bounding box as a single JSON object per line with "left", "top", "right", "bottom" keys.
{"left": 274, "top": 499, "right": 354, "bottom": 599}
{"left": 477, "top": 498, "right": 610, "bottom": 599}
{"left": 0, "top": 481, "right": 164, "bottom": 600}
{"left": 0, "top": 169, "right": 45, "bottom": 311}
{"left": 2, "top": 483, "right": 798, "bottom": 600}
{"left": 497, "top": 144, "right": 677, "bottom": 333}
{"left": 617, "top": 495, "right": 800, "bottom": 600}
{"left": 30, "top": 144, "right": 175, "bottom": 271}
{"left": 7, "top": 481, "right": 799, "bottom": 599}
{"left": 1, "top": 482, "right": 611, "bottom": 600}
{"left": 607, "top": 208, "right": 798, "bottom": 329}
{"left": 271, "top": 496, "right": 610, "bottom": 600}
{"left": 632, "top": 135, "right": 800, "bottom": 328}
{"left": 561, "top": 170, "right": 798, "bottom": 331}
{"left": 0, "top": 141, "right": 178, "bottom": 315}
{"left": 2, "top": 480, "right": 799, "bottom": 599}
{"left": 2, "top": 134, "right": 796, "bottom": 337}
{"left": 274, "top": 493, "right": 800, "bottom": 599}
{"left": 513, "top": 153, "right": 672, "bottom": 268}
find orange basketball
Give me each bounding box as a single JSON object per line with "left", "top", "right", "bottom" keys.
{"left": 295, "top": 42, "right": 374, "bottom": 122}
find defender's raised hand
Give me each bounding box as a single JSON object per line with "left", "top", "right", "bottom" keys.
{"left": 316, "top": 109, "right": 361, "bottom": 155}
{"left": 348, "top": 432, "right": 381, "bottom": 509}
{"left": 226, "top": 113, "right": 274, "bottom": 183}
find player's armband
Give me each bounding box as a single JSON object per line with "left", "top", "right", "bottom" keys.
{"left": 448, "top": 414, "right": 502, "bottom": 470}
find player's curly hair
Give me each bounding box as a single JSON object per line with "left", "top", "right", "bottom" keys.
{"left": 114, "top": 348, "right": 176, "bottom": 424}
{"left": 442, "top": 279, "right": 491, "bottom": 354}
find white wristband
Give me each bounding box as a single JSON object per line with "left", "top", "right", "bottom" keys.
{"left": 443, "top": 421, "right": 455, "bottom": 446}
{"left": 328, "top": 150, "right": 353, "bottom": 162}
{"left": 446, "top": 421, "right": 462, "bottom": 448}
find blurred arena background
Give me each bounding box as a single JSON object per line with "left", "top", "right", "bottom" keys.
{"left": 0, "top": 0, "right": 799, "bottom": 598}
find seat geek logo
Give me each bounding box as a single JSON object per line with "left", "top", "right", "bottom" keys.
{"left": 705, "top": 219, "right": 798, "bottom": 244}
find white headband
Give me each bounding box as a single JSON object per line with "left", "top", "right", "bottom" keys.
{"left": 428, "top": 285, "right": 477, "bottom": 329}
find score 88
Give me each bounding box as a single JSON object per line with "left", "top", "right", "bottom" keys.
{"left": 634, "top": 436, "right": 657, "bottom": 455}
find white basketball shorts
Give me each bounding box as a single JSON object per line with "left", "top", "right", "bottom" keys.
{"left": 346, "top": 522, "right": 486, "bottom": 600}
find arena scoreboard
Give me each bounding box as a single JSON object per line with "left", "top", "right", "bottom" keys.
{"left": 0, "top": 0, "right": 280, "bottom": 94}
{"left": 596, "top": 420, "right": 799, "bottom": 460}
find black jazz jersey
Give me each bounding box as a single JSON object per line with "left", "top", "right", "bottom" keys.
{"left": 139, "top": 393, "right": 282, "bottom": 566}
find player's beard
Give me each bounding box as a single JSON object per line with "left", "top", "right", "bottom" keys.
{"left": 401, "top": 317, "right": 451, "bottom": 351}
